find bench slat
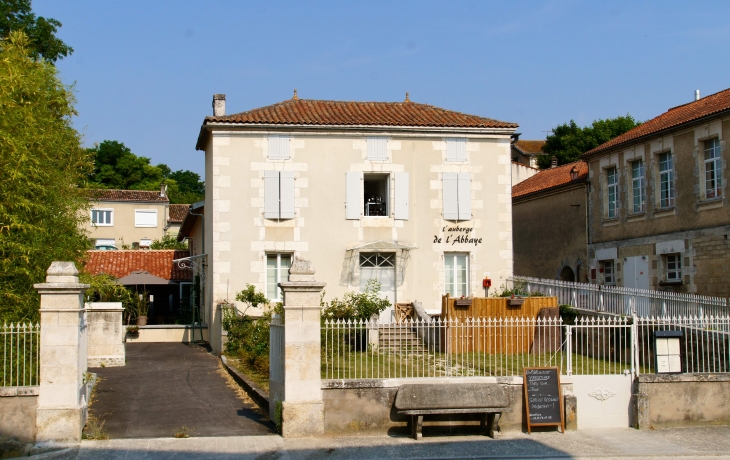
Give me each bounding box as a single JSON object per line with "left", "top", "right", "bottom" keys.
{"left": 400, "top": 408, "right": 508, "bottom": 415}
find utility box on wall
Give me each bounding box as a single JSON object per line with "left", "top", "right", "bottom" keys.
{"left": 654, "top": 330, "right": 682, "bottom": 374}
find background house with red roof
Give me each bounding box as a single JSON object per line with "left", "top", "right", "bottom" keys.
{"left": 88, "top": 185, "right": 188, "bottom": 249}
{"left": 196, "top": 92, "right": 518, "bottom": 352}
{"left": 511, "top": 139, "right": 544, "bottom": 185}
{"left": 582, "top": 88, "right": 730, "bottom": 296}
{"left": 512, "top": 161, "right": 589, "bottom": 281}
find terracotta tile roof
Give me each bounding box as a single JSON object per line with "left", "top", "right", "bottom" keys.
{"left": 585, "top": 87, "right": 730, "bottom": 157}
{"left": 205, "top": 98, "right": 517, "bottom": 129}
{"left": 168, "top": 204, "right": 190, "bottom": 224}
{"left": 513, "top": 140, "right": 546, "bottom": 154}
{"left": 512, "top": 161, "right": 588, "bottom": 199}
{"left": 84, "top": 250, "right": 192, "bottom": 281}
{"left": 89, "top": 189, "right": 169, "bottom": 203}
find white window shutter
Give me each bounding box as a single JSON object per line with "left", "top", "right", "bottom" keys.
{"left": 264, "top": 171, "right": 280, "bottom": 218}
{"left": 279, "top": 171, "right": 295, "bottom": 219}
{"left": 367, "top": 137, "right": 387, "bottom": 161}
{"left": 446, "top": 138, "right": 466, "bottom": 162}
{"left": 269, "top": 135, "right": 290, "bottom": 160}
{"left": 134, "top": 209, "right": 157, "bottom": 227}
{"left": 346, "top": 171, "right": 362, "bottom": 220}
{"left": 442, "top": 173, "right": 459, "bottom": 220}
{"left": 457, "top": 173, "right": 472, "bottom": 220}
{"left": 394, "top": 172, "right": 409, "bottom": 220}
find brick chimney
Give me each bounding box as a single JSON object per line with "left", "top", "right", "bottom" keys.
{"left": 213, "top": 94, "right": 226, "bottom": 117}
{"left": 551, "top": 156, "right": 558, "bottom": 168}
{"left": 160, "top": 183, "right": 167, "bottom": 198}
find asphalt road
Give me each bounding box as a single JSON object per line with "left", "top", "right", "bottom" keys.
{"left": 88, "top": 342, "right": 274, "bottom": 439}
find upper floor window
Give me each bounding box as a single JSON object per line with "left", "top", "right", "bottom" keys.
{"left": 366, "top": 137, "right": 388, "bottom": 161}
{"left": 631, "top": 159, "right": 645, "bottom": 213}
{"left": 91, "top": 209, "right": 113, "bottom": 226}
{"left": 704, "top": 138, "right": 722, "bottom": 199}
{"left": 442, "top": 173, "right": 471, "bottom": 221}
{"left": 264, "top": 171, "right": 295, "bottom": 219}
{"left": 134, "top": 209, "right": 157, "bottom": 227}
{"left": 606, "top": 167, "right": 618, "bottom": 218}
{"left": 345, "top": 171, "right": 409, "bottom": 220}
{"left": 268, "top": 134, "right": 290, "bottom": 160}
{"left": 445, "top": 138, "right": 466, "bottom": 162}
{"left": 445, "top": 253, "right": 469, "bottom": 297}
{"left": 658, "top": 152, "right": 674, "bottom": 208}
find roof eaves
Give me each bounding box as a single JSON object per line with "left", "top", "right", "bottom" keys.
{"left": 513, "top": 176, "right": 588, "bottom": 201}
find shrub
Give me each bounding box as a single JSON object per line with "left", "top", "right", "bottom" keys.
{"left": 321, "top": 279, "right": 391, "bottom": 321}
{"left": 559, "top": 304, "right": 578, "bottom": 324}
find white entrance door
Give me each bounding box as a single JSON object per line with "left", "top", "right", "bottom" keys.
{"left": 624, "top": 256, "right": 649, "bottom": 290}
{"left": 359, "top": 252, "right": 395, "bottom": 322}
{"left": 572, "top": 374, "right": 633, "bottom": 429}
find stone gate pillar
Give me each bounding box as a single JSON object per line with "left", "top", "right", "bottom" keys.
{"left": 278, "top": 258, "right": 326, "bottom": 437}
{"left": 33, "top": 261, "right": 90, "bottom": 442}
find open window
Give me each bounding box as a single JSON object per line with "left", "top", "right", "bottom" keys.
{"left": 364, "top": 174, "right": 389, "bottom": 216}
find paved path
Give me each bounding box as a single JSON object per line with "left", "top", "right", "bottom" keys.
{"left": 88, "top": 342, "right": 274, "bottom": 438}
{"left": 33, "top": 426, "right": 730, "bottom": 459}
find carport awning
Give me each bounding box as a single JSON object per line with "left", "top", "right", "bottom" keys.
{"left": 346, "top": 240, "right": 418, "bottom": 251}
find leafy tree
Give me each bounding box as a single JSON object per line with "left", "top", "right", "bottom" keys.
{"left": 87, "top": 141, "right": 205, "bottom": 204}
{"left": 0, "top": 31, "right": 93, "bottom": 322}
{"left": 0, "top": 0, "right": 73, "bottom": 62}
{"left": 538, "top": 115, "right": 641, "bottom": 168}
{"left": 150, "top": 235, "right": 187, "bottom": 250}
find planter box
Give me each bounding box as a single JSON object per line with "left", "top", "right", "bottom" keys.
{"left": 455, "top": 299, "right": 472, "bottom": 307}
{"left": 508, "top": 298, "right": 525, "bottom": 307}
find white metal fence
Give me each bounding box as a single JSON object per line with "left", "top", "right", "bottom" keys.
{"left": 269, "top": 315, "right": 285, "bottom": 384}
{"left": 322, "top": 317, "right": 637, "bottom": 380}
{"left": 508, "top": 276, "right": 729, "bottom": 318}
{"left": 1, "top": 323, "right": 40, "bottom": 387}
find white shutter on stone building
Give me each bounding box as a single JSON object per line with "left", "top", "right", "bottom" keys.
{"left": 445, "top": 138, "right": 466, "bottom": 162}
{"left": 268, "top": 134, "right": 290, "bottom": 160}
{"left": 264, "top": 170, "right": 280, "bottom": 218}
{"left": 457, "top": 173, "right": 472, "bottom": 220}
{"left": 394, "top": 172, "right": 409, "bottom": 220}
{"left": 345, "top": 171, "right": 362, "bottom": 220}
{"left": 279, "top": 171, "right": 295, "bottom": 219}
{"left": 442, "top": 172, "right": 459, "bottom": 220}
{"left": 367, "top": 137, "right": 388, "bottom": 161}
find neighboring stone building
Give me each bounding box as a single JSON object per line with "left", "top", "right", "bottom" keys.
{"left": 195, "top": 92, "right": 518, "bottom": 352}
{"left": 583, "top": 88, "right": 730, "bottom": 296}
{"left": 177, "top": 200, "right": 205, "bottom": 257}
{"left": 512, "top": 161, "right": 589, "bottom": 281}
{"left": 88, "top": 186, "right": 171, "bottom": 249}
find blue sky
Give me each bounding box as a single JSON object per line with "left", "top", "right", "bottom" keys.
{"left": 34, "top": 0, "right": 730, "bottom": 176}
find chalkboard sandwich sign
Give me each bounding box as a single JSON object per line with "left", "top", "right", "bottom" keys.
{"left": 523, "top": 367, "right": 564, "bottom": 434}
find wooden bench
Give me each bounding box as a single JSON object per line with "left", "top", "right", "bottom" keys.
{"left": 394, "top": 383, "right": 510, "bottom": 440}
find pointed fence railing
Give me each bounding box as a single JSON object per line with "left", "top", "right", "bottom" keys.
{"left": 322, "top": 316, "right": 641, "bottom": 380}
{"left": 1, "top": 322, "right": 40, "bottom": 387}
{"left": 508, "top": 276, "right": 729, "bottom": 318}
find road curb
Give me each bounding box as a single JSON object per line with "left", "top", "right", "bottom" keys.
{"left": 220, "top": 355, "right": 270, "bottom": 414}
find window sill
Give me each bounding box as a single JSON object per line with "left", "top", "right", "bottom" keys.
{"left": 91, "top": 224, "right": 114, "bottom": 227}
{"left": 627, "top": 212, "right": 645, "bottom": 223}
{"left": 697, "top": 198, "right": 723, "bottom": 211}
{"left": 602, "top": 218, "right": 620, "bottom": 227}
{"left": 658, "top": 280, "right": 683, "bottom": 286}
{"left": 653, "top": 207, "right": 675, "bottom": 218}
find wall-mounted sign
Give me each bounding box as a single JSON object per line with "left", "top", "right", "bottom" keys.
{"left": 433, "top": 225, "right": 483, "bottom": 246}
{"left": 655, "top": 330, "right": 683, "bottom": 374}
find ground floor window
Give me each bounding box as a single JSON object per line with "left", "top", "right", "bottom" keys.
{"left": 266, "top": 254, "right": 291, "bottom": 301}
{"left": 95, "top": 238, "right": 116, "bottom": 249}
{"left": 665, "top": 254, "right": 682, "bottom": 282}
{"left": 445, "top": 253, "right": 469, "bottom": 297}
{"left": 601, "top": 260, "right": 615, "bottom": 285}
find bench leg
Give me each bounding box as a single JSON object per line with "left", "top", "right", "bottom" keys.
{"left": 485, "top": 413, "right": 501, "bottom": 438}
{"left": 411, "top": 415, "right": 423, "bottom": 440}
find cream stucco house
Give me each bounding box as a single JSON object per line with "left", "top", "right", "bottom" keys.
{"left": 195, "top": 92, "right": 518, "bottom": 352}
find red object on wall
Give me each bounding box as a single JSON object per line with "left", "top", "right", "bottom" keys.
{"left": 483, "top": 278, "right": 492, "bottom": 288}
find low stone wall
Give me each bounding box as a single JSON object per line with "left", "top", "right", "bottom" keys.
{"left": 0, "top": 387, "right": 38, "bottom": 443}
{"left": 87, "top": 302, "right": 125, "bottom": 367}
{"left": 322, "top": 377, "right": 574, "bottom": 435}
{"left": 635, "top": 373, "right": 730, "bottom": 429}
{"left": 125, "top": 325, "right": 209, "bottom": 343}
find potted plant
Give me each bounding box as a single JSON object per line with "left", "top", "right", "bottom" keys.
{"left": 126, "top": 325, "right": 140, "bottom": 335}
{"left": 136, "top": 292, "right": 150, "bottom": 326}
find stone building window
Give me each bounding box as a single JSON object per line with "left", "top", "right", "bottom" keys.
{"left": 601, "top": 260, "right": 615, "bottom": 285}
{"left": 658, "top": 152, "right": 674, "bottom": 208}
{"left": 606, "top": 167, "right": 618, "bottom": 218}
{"left": 704, "top": 138, "right": 722, "bottom": 199}
{"left": 91, "top": 209, "right": 113, "bottom": 226}
{"left": 631, "top": 159, "right": 645, "bottom": 213}
{"left": 665, "top": 254, "right": 682, "bottom": 283}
